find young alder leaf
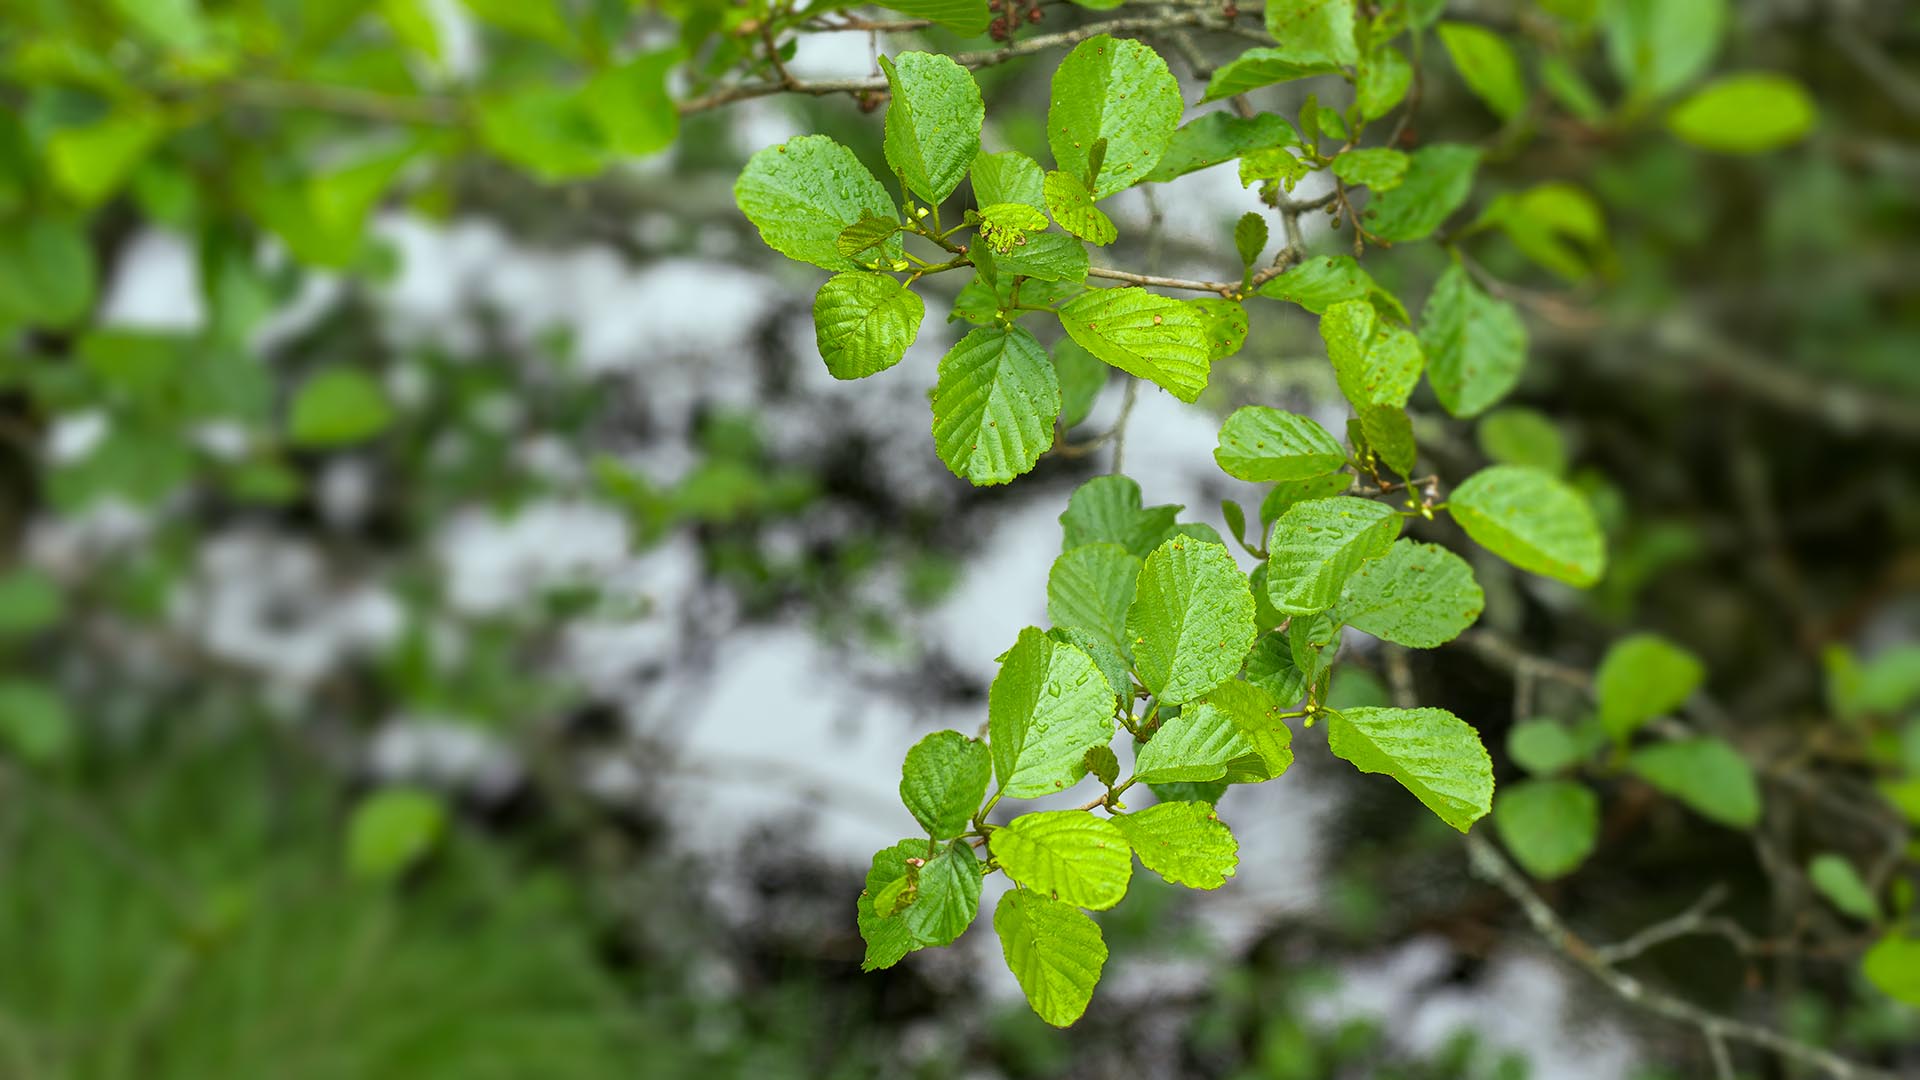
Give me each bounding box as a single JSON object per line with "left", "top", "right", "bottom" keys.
{"left": 1147, "top": 113, "right": 1300, "bottom": 182}
{"left": 836, "top": 214, "right": 902, "bottom": 260}
{"left": 970, "top": 149, "right": 1046, "bottom": 209}
{"left": 1085, "top": 744, "right": 1121, "bottom": 788}
{"left": 1477, "top": 407, "right": 1566, "bottom": 475}
{"left": 1133, "top": 701, "right": 1254, "bottom": 784}
{"left": 1420, "top": 263, "right": 1526, "bottom": 419}
{"left": 1114, "top": 801, "right": 1239, "bottom": 889}
{"left": 1605, "top": 0, "right": 1726, "bottom": 101}
{"left": 1189, "top": 299, "right": 1248, "bottom": 362}
{"left": 1053, "top": 337, "right": 1107, "bottom": 428}
{"left": 989, "top": 627, "right": 1117, "bottom": 798}
{"left": 1628, "top": 737, "right": 1760, "bottom": 829}
{"left": 1234, "top": 213, "right": 1268, "bottom": 268}
{"left": 1493, "top": 778, "right": 1599, "bottom": 880}
{"left": 931, "top": 326, "right": 1061, "bottom": 486}
{"left": 1238, "top": 146, "right": 1311, "bottom": 193}
{"left": 1060, "top": 474, "right": 1181, "bottom": 557}
{"left": 1330, "top": 147, "right": 1410, "bottom": 192}
{"left": 1320, "top": 299, "right": 1425, "bottom": 410}
{"left": 1263, "top": 0, "right": 1360, "bottom": 67}
{"left": 1201, "top": 48, "right": 1342, "bottom": 102}
{"left": 1047, "top": 542, "right": 1142, "bottom": 649}
{"left": 1362, "top": 144, "right": 1480, "bottom": 243}
{"left": 1259, "top": 472, "right": 1354, "bottom": 529}
{"left": 1863, "top": 933, "right": 1920, "bottom": 1007}
{"left": 994, "top": 233, "right": 1089, "bottom": 283}
{"left": 974, "top": 201, "right": 1049, "bottom": 254}
{"left": 992, "top": 810, "right": 1133, "bottom": 909}
{"left": 813, "top": 272, "right": 925, "bottom": 380}
{"left": 1357, "top": 45, "right": 1413, "bottom": 120}
{"left": 735, "top": 135, "right": 900, "bottom": 271}
{"left": 1258, "top": 254, "right": 1406, "bottom": 321}
{"left": 995, "top": 890, "right": 1107, "bottom": 1027}
{"left": 1448, "top": 465, "right": 1605, "bottom": 587}
{"left": 1333, "top": 540, "right": 1485, "bottom": 649}
{"left": 1213, "top": 406, "right": 1346, "bottom": 483}
{"left": 1667, "top": 73, "right": 1817, "bottom": 155}
{"left": 347, "top": 787, "right": 446, "bottom": 881}
{"left": 1043, "top": 170, "right": 1117, "bottom": 245}
{"left": 880, "top": 52, "right": 984, "bottom": 205}
{"left": 858, "top": 840, "right": 927, "bottom": 970}
{"left": 900, "top": 730, "right": 992, "bottom": 839}
{"left": 1807, "top": 853, "right": 1880, "bottom": 923}
{"left": 1126, "top": 538, "right": 1257, "bottom": 705}
{"left": 1358, "top": 404, "right": 1416, "bottom": 476}
{"left": 1199, "top": 677, "right": 1295, "bottom": 781}
{"left": 1048, "top": 35, "right": 1183, "bottom": 199}
{"left": 1508, "top": 720, "right": 1586, "bottom": 776}
{"left": 1436, "top": 22, "right": 1528, "bottom": 121}
{"left": 1245, "top": 631, "right": 1307, "bottom": 706}
{"left": 1595, "top": 632, "right": 1705, "bottom": 740}
{"left": 903, "top": 840, "right": 983, "bottom": 945}
{"left": 1327, "top": 706, "right": 1495, "bottom": 832}
{"left": 1264, "top": 496, "right": 1400, "bottom": 616}
{"left": 1057, "top": 288, "right": 1212, "bottom": 403}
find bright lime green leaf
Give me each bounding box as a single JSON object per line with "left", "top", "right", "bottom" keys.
{"left": 1606, "top": 0, "right": 1725, "bottom": 101}
{"left": 989, "top": 627, "right": 1116, "bottom": 798}
{"left": 1053, "top": 338, "right": 1107, "bottom": 427}
{"left": 1145, "top": 113, "right": 1298, "bottom": 182}
{"left": 1126, "top": 538, "right": 1257, "bottom": 705}
{"left": 813, "top": 272, "right": 924, "bottom": 380}
{"left": 1043, "top": 170, "right": 1117, "bottom": 245}
{"left": 859, "top": 840, "right": 928, "bottom": 969}
{"left": 1358, "top": 404, "right": 1416, "bottom": 476}
{"left": 1494, "top": 779, "right": 1599, "bottom": 880}
{"left": 1807, "top": 854, "right": 1880, "bottom": 922}
{"left": 1213, "top": 406, "right": 1345, "bottom": 482}
{"left": 1059, "top": 475, "right": 1180, "bottom": 557}
{"left": 1330, "top": 147, "right": 1409, "bottom": 191}
{"left": 1864, "top": 934, "right": 1920, "bottom": 1007}
{"left": 1437, "top": 22, "right": 1528, "bottom": 121}
{"left": 901, "top": 731, "right": 992, "bottom": 839}
{"left": 970, "top": 150, "right": 1045, "bottom": 209}
{"left": 1185, "top": 299, "right": 1245, "bottom": 364}
{"left": 1134, "top": 701, "right": 1254, "bottom": 784}
{"left": 1420, "top": 263, "right": 1526, "bottom": 419}
{"left": 1114, "top": 801, "right": 1238, "bottom": 889}
{"left": 1265, "top": 496, "right": 1399, "bottom": 616}
{"left": 1357, "top": 46, "right": 1413, "bottom": 120}
{"left": 974, "top": 201, "right": 1049, "bottom": 254}
{"left": 1259, "top": 473, "right": 1353, "bottom": 531}
{"left": 463, "top": 0, "right": 575, "bottom": 50}
{"left": 1201, "top": 678, "right": 1294, "bottom": 780}
{"left": 994, "top": 233, "right": 1089, "bottom": 283}
{"left": 1478, "top": 181, "right": 1609, "bottom": 282}
{"left": 1449, "top": 465, "right": 1605, "bottom": 586}
{"left": 382, "top": 0, "right": 441, "bottom": 58}
{"left": 904, "top": 840, "right": 983, "bottom": 945}
{"left": 1201, "top": 48, "right": 1342, "bottom": 102}
{"left": 111, "top": 0, "right": 205, "bottom": 49}
{"left": 289, "top": 368, "right": 394, "bottom": 448}
{"left": 1509, "top": 720, "right": 1588, "bottom": 776}
{"left": 931, "top": 326, "right": 1060, "bottom": 486}
{"left": 1327, "top": 706, "right": 1494, "bottom": 831}
{"left": 1263, "top": 0, "right": 1359, "bottom": 67}
{"left": 347, "top": 787, "right": 447, "bottom": 881}
{"left": 0, "top": 680, "right": 72, "bottom": 765}
{"left": 1047, "top": 35, "right": 1183, "bottom": 199}
{"left": 0, "top": 570, "right": 63, "bottom": 637}
{"left": 582, "top": 51, "right": 678, "bottom": 157}
{"left": 0, "top": 216, "right": 96, "bottom": 328}
{"left": 1363, "top": 144, "right": 1479, "bottom": 243}
{"left": 1477, "top": 407, "right": 1566, "bottom": 475}
{"left": 993, "top": 810, "right": 1132, "bottom": 910}
{"left": 48, "top": 108, "right": 165, "bottom": 207}
{"left": 1321, "top": 299, "right": 1424, "bottom": 410}
{"left": 1596, "top": 633, "right": 1704, "bottom": 739}
{"left": 1628, "top": 737, "right": 1760, "bottom": 828}
{"left": 474, "top": 88, "right": 605, "bottom": 180}
{"left": 1334, "top": 540, "right": 1484, "bottom": 649}
{"left": 882, "top": 52, "right": 984, "bottom": 204}
{"left": 1057, "top": 287, "right": 1212, "bottom": 403}
{"left": 1668, "top": 73, "right": 1817, "bottom": 155}
{"left": 1048, "top": 543, "right": 1142, "bottom": 649}
{"left": 1238, "top": 145, "right": 1312, "bottom": 192}
{"left": 875, "top": 0, "right": 990, "bottom": 34}
{"left": 735, "top": 135, "right": 899, "bottom": 271}
{"left": 1258, "top": 255, "right": 1405, "bottom": 322}
{"left": 995, "top": 891, "right": 1106, "bottom": 1027}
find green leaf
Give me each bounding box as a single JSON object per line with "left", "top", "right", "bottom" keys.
{"left": 1807, "top": 854, "right": 1880, "bottom": 923}
{"left": 1126, "top": 538, "right": 1257, "bottom": 705}
{"left": 1509, "top": 720, "right": 1588, "bottom": 776}
{"left": 1263, "top": 0, "right": 1359, "bottom": 67}
{"left": 1330, "top": 147, "right": 1409, "bottom": 191}
{"left": 1448, "top": 465, "right": 1605, "bottom": 587}
{"left": 1114, "top": 802, "right": 1238, "bottom": 889}
{"left": 974, "top": 201, "right": 1049, "bottom": 254}
{"left": 1264, "top": 496, "right": 1399, "bottom": 616}
{"left": 347, "top": 787, "right": 447, "bottom": 881}
{"left": 1145, "top": 113, "right": 1299, "bottom": 182}
{"left": 1596, "top": 633, "right": 1704, "bottom": 739}
{"left": 1048, "top": 543, "right": 1142, "bottom": 649}
{"left": 1234, "top": 213, "right": 1268, "bottom": 268}
{"left": 1060, "top": 474, "right": 1180, "bottom": 557}
{"left": 1050, "top": 627, "right": 1132, "bottom": 703}
{"left": 858, "top": 840, "right": 927, "bottom": 969}
{"left": 1047, "top": 35, "right": 1183, "bottom": 199}
{"left": 1320, "top": 299, "right": 1424, "bottom": 410}
{"left": 994, "top": 233, "right": 1089, "bottom": 283}
{"left": 992, "top": 810, "right": 1132, "bottom": 910}
{"left": 1863, "top": 934, "right": 1920, "bottom": 1006}
{"left": 735, "top": 135, "right": 900, "bottom": 271}
{"left": 1043, "top": 170, "right": 1117, "bottom": 245}
{"left": 881, "top": 52, "right": 985, "bottom": 204}
{"left": 47, "top": 108, "right": 165, "bottom": 207}
{"left": 1477, "top": 182, "right": 1608, "bottom": 283}
{"left": 1493, "top": 779, "right": 1599, "bottom": 880}
{"left": 1085, "top": 744, "right": 1121, "bottom": 788}
{"left": 1606, "top": 0, "right": 1725, "bottom": 101}
{"left": 1629, "top": 738, "right": 1760, "bottom": 828}
{"left": 1201, "top": 678, "right": 1295, "bottom": 781}
{"left": 1057, "top": 288, "right": 1212, "bottom": 403}
{"left": 813, "top": 272, "right": 925, "bottom": 380}
{"left": 0, "top": 680, "right": 73, "bottom": 765}
{"left": 1436, "top": 22, "right": 1528, "bottom": 121}
{"left": 1257, "top": 255, "right": 1404, "bottom": 321}
{"left": 463, "top": 0, "right": 575, "bottom": 49}
{"left": 1333, "top": 540, "right": 1484, "bottom": 648}
{"left": 837, "top": 214, "right": 902, "bottom": 259}
{"left": 0, "top": 570, "right": 63, "bottom": 637}
{"left": 1420, "top": 263, "right": 1525, "bottom": 419}
{"left": 1477, "top": 407, "right": 1566, "bottom": 475}
{"left": 1667, "top": 73, "right": 1817, "bottom": 155}
{"left": 473, "top": 87, "right": 606, "bottom": 182}
{"left": 1053, "top": 338, "right": 1107, "bottom": 428}
{"left": 1245, "top": 631, "right": 1306, "bottom": 706}
{"left": 1357, "top": 46, "right": 1413, "bottom": 120}
{"left": 1259, "top": 473, "right": 1354, "bottom": 530}
{"left": 1358, "top": 405, "right": 1416, "bottom": 476}
{"left": 970, "top": 150, "right": 1045, "bottom": 209}
{"left": 1327, "top": 706, "right": 1494, "bottom": 832}
{"left": 994, "top": 891, "right": 1107, "bottom": 1027}
{"left": 931, "top": 326, "right": 1060, "bottom": 486}
{"left": 1201, "top": 48, "right": 1342, "bottom": 103}
{"left": 875, "top": 0, "right": 990, "bottom": 35}
{"left": 1362, "top": 144, "right": 1479, "bottom": 243}
{"left": 1134, "top": 701, "right": 1254, "bottom": 784}
{"left": 1213, "top": 406, "right": 1345, "bottom": 482}
{"left": 901, "top": 731, "right": 992, "bottom": 839}
{"left": 582, "top": 51, "right": 678, "bottom": 157}
{"left": 904, "top": 840, "right": 983, "bottom": 946}
{"left": 989, "top": 627, "right": 1117, "bottom": 798}
{"left": 1189, "top": 299, "right": 1248, "bottom": 361}
{"left": 0, "top": 217, "right": 96, "bottom": 329}
{"left": 289, "top": 368, "right": 394, "bottom": 448}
